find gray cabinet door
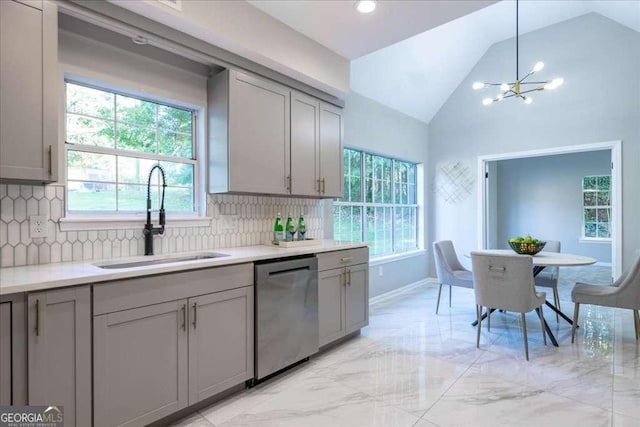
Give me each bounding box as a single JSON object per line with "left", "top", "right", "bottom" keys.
{"left": 228, "top": 70, "right": 290, "bottom": 195}
{"left": 318, "top": 268, "right": 346, "bottom": 347}
{"left": 0, "top": 294, "right": 26, "bottom": 406}
{"left": 319, "top": 103, "right": 344, "bottom": 198}
{"left": 291, "top": 91, "right": 320, "bottom": 196}
{"left": 28, "top": 286, "right": 91, "bottom": 427}
{"left": 345, "top": 264, "right": 369, "bottom": 334}
{"left": 188, "top": 287, "right": 254, "bottom": 404}
{"left": 0, "top": 302, "right": 11, "bottom": 404}
{"left": 94, "top": 299, "right": 188, "bottom": 427}
{"left": 0, "top": 0, "right": 57, "bottom": 182}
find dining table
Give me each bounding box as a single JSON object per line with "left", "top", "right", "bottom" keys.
{"left": 468, "top": 249, "right": 597, "bottom": 347}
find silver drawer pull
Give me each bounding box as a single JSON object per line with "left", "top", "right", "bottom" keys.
{"left": 192, "top": 302, "right": 197, "bottom": 329}
{"left": 340, "top": 256, "right": 353, "bottom": 263}
{"left": 181, "top": 304, "right": 186, "bottom": 331}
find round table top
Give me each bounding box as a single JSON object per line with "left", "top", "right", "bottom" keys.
{"left": 469, "top": 250, "right": 597, "bottom": 267}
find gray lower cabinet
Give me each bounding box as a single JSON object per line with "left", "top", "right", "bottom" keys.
{"left": 93, "top": 264, "right": 254, "bottom": 427}
{"left": 317, "top": 248, "right": 369, "bottom": 347}
{"left": 27, "top": 286, "right": 91, "bottom": 427}
{"left": 93, "top": 299, "right": 189, "bottom": 427}
{"left": 0, "top": 294, "right": 27, "bottom": 405}
{"left": 0, "top": 0, "right": 58, "bottom": 183}
{"left": 188, "top": 287, "right": 254, "bottom": 403}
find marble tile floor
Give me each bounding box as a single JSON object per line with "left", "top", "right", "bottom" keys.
{"left": 173, "top": 265, "right": 639, "bottom": 427}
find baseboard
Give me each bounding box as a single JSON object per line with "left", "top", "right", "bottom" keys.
{"left": 369, "top": 278, "right": 436, "bottom": 305}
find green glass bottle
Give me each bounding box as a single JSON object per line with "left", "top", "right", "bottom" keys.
{"left": 285, "top": 213, "right": 295, "bottom": 241}
{"left": 297, "top": 213, "right": 306, "bottom": 241}
{"left": 273, "top": 213, "right": 284, "bottom": 244}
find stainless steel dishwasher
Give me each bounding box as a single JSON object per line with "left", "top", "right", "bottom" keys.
{"left": 254, "top": 256, "right": 318, "bottom": 381}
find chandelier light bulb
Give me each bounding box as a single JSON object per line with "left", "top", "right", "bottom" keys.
{"left": 524, "top": 96, "right": 533, "bottom": 104}
{"left": 533, "top": 62, "right": 545, "bottom": 72}
{"left": 544, "top": 78, "right": 564, "bottom": 90}
{"left": 472, "top": 82, "right": 486, "bottom": 90}
{"left": 500, "top": 83, "right": 510, "bottom": 91}
{"left": 482, "top": 98, "right": 493, "bottom": 106}
{"left": 355, "top": 0, "right": 377, "bottom": 14}
{"left": 496, "top": 94, "right": 504, "bottom": 101}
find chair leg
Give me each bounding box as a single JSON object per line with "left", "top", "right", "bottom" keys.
{"left": 521, "top": 313, "right": 529, "bottom": 361}
{"left": 537, "top": 307, "right": 547, "bottom": 346}
{"left": 553, "top": 288, "right": 560, "bottom": 323}
{"left": 435, "top": 283, "right": 443, "bottom": 314}
{"left": 572, "top": 303, "right": 580, "bottom": 343}
{"left": 476, "top": 305, "right": 482, "bottom": 349}
{"left": 633, "top": 310, "right": 639, "bottom": 341}
{"left": 449, "top": 285, "right": 452, "bottom": 308}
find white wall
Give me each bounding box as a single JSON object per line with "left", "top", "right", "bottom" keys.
{"left": 428, "top": 13, "right": 640, "bottom": 273}
{"left": 340, "top": 92, "right": 430, "bottom": 297}
{"left": 494, "top": 150, "right": 612, "bottom": 262}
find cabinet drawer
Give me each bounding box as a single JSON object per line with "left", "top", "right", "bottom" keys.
{"left": 93, "top": 263, "right": 253, "bottom": 315}
{"left": 317, "top": 247, "right": 368, "bottom": 271}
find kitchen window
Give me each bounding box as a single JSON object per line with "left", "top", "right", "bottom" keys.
{"left": 64, "top": 81, "right": 198, "bottom": 216}
{"left": 334, "top": 148, "right": 419, "bottom": 257}
{"left": 582, "top": 175, "right": 611, "bottom": 239}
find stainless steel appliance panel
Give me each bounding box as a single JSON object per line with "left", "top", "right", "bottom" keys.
{"left": 255, "top": 257, "right": 318, "bottom": 380}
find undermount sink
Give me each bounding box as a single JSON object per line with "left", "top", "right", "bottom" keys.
{"left": 94, "top": 252, "right": 229, "bottom": 269}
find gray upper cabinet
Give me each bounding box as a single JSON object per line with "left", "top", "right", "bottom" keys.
{"left": 28, "top": 286, "right": 91, "bottom": 427}
{"left": 0, "top": 0, "right": 58, "bottom": 183}
{"left": 209, "top": 70, "right": 343, "bottom": 198}
{"left": 318, "top": 103, "right": 344, "bottom": 198}
{"left": 209, "top": 69, "right": 291, "bottom": 195}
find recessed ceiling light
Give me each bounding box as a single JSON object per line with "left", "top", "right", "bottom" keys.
{"left": 355, "top": 0, "right": 376, "bottom": 14}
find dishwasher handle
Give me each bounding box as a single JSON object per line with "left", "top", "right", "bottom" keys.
{"left": 268, "top": 266, "right": 311, "bottom": 276}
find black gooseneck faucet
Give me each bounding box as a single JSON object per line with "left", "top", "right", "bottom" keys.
{"left": 144, "top": 164, "right": 167, "bottom": 255}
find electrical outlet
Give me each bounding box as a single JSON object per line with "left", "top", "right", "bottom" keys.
{"left": 30, "top": 215, "right": 48, "bottom": 238}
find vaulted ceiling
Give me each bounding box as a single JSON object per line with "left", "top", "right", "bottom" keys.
{"left": 249, "top": 0, "right": 640, "bottom": 123}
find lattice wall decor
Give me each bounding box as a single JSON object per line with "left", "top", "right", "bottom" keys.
{"left": 435, "top": 162, "right": 475, "bottom": 204}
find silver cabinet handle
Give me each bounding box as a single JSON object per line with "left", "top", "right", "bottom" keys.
{"left": 340, "top": 256, "right": 353, "bottom": 263}
{"left": 35, "top": 299, "right": 41, "bottom": 336}
{"left": 192, "top": 302, "right": 197, "bottom": 329}
{"left": 341, "top": 269, "right": 346, "bottom": 286}
{"left": 181, "top": 304, "right": 186, "bottom": 331}
{"left": 321, "top": 178, "right": 326, "bottom": 194}
{"left": 286, "top": 175, "right": 291, "bottom": 191}
{"left": 47, "top": 145, "right": 52, "bottom": 176}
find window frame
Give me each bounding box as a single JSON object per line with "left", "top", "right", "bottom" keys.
{"left": 63, "top": 79, "right": 203, "bottom": 222}
{"left": 581, "top": 174, "right": 611, "bottom": 241}
{"left": 334, "top": 148, "right": 420, "bottom": 257}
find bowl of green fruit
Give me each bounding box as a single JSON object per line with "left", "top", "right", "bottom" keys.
{"left": 508, "top": 235, "right": 546, "bottom": 255}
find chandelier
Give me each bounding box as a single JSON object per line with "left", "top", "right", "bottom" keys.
{"left": 473, "top": 0, "right": 563, "bottom": 105}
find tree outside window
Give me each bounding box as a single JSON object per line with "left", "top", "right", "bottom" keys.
{"left": 582, "top": 175, "right": 611, "bottom": 239}
{"left": 334, "top": 148, "right": 419, "bottom": 257}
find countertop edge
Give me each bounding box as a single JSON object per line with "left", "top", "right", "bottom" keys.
{"left": 0, "top": 241, "right": 369, "bottom": 295}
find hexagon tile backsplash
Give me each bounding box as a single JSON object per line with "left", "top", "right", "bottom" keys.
{"left": 0, "top": 184, "right": 325, "bottom": 267}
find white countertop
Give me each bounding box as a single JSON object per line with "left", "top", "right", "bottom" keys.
{"left": 0, "top": 240, "right": 368, "bottom": 295}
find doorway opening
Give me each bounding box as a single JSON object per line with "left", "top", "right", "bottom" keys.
{"left": 477, "top": 140, "right": 622, "bottom": 278}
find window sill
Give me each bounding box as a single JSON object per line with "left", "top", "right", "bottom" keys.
{"left": 579, "top": 238, "right": 612, "bottom": 244}
{"left": 370, "top": 249, "right": 427, "bottom": 266}
{"left": 59, "top": 215, "right": 212, "bottom": 231}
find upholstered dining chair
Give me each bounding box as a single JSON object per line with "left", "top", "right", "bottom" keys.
{"left": 534, "top": 240, "right": 561, "bottom": 321}
{"left": 571, "top": 251, "right": 640, "bottom": 343}
{"left": 433, "top": 240, "right": 474, "bottom": 314}
{"left": 471, "top": 252, "right": 547, "bottom": 360}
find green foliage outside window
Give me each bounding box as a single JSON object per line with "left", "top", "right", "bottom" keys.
{"left": 65, "top": 82, "right": 196, "bottom": 213}
{"left": 334, "top": 149, "right": 419, "bottom": 257}
{"left": 582, "top": 175, "right": 611, "bottom": 238}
